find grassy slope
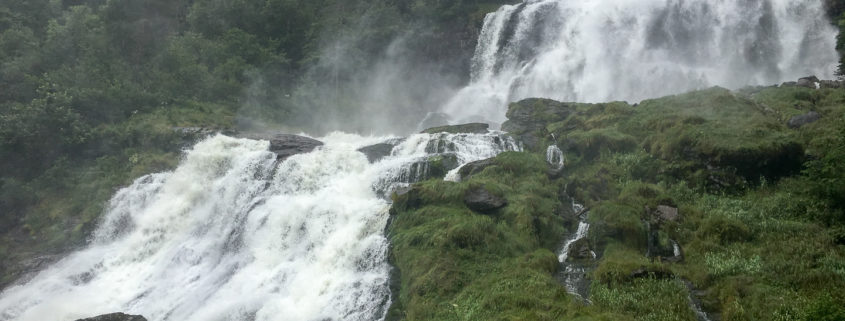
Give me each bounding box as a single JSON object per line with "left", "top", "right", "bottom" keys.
{"left": 387, "top": 85, "right": 845, "bottom": 320}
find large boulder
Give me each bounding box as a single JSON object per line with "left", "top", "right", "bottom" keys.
{"left": 501, "top": 98, "right": 577, "bottom": 151}
{"left": 75, "top": 313, "right": 147, "bottom": 321}
{"left": 464, "top": 187, "right": 508, "bottom": 213}
{"left": 656, "top": 205, "right": 680, "bottom": 223}
{"left": 796, "top": 76, "right": 820, "bottom": 89}
{"left": 566, "top": 238, "right": 594, "bottom": 262}
{"left": 358, "top": 139, "right": 404, "bottom": 163}
{"left": 787, "top": 111, "right": 821, "bottom": 129}
{"left": 457, "top": 157, "right": 496, "bottom": 180}
{"left": 421, "top": 123, "right": 489, "bottom": 134}
{"left": 237, "top": 132, "right": 323, "bottom": 160}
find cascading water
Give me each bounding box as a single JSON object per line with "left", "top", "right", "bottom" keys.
{"left": 443, "top": 0, "right": 839, "bottom": 123}
{"left": 546, "top": 145, "right": 564, "bottom": 170}
{"left": 0, "top": 132, "right": 516, "bottom": 321}
{"left": 557, "top": 201, "right": 593, "bottom": 301}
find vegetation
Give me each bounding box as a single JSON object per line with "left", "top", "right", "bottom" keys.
{"left": 392, "top": 85, "right": 845, "bottom": 320}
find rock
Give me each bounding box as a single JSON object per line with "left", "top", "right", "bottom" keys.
{"left": 820, "top": 80, "right": 844, "bottom": 89}
{"left": 566, "top": 238, "right": 594, "bottom": 261}
{"left": 418, "top": 112, "right": 450, "bottom": 131}
{"left": 75, "top": 312, "right": 147, "bottom": 321}
{"left": 501, "top": 98, "right": 577, "bottom": 151}
{"left": 464, "top": 187, "right": 508, "bottom": 213}
{"left": 787, "top": 111, "right": 821, "bottom": 129}
{"left": 780, "top": 81, "right": 797, "bottom": 87}
{"left": 237, "top": 132, "right": 323, "bottom": 160}
{"left": 358, "top": 143, "right": 395, "bottom": 163}
{"left": 796, "top": 76, "right": 820, "bottom": 89}
{"left": 656, "top": 205, "right": 679, "bottom": 222}
{"left": 629, "top": 268, "right": 674, "bottom": 280}
{"left": 457, "top": 157, "right": 496, "bottom": 180}
{"left": 421, "top": 123, "right": 489, "bottom": 134}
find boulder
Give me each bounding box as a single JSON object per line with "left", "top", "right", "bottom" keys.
{"left": 75, "top": 313, "right": 147, "bottom": 321}
{"left": 656, "top": 205, "right": 680, "bottom": 223}
{"left": 787, "top": 111, "right": 821, "bottom": 129}
{"left": 464, "top": 187, "right": 508, "bottom": 213}
{"left": 780, "top": 81, "right": 797, "bottom": 87}
{"left": 358, "top": 143, "right": 395, "bottom": 163}
{"left": 820, "top": 80, "right": 844, "bottom": 89}
{"left": 501, "top": 98, "right": 577, "bottom": 151}
{"left": 457, "top": 157, "right": 496, "bottom": 180}
{"left": 237, "top": 132, "right": 323, "bottom": 160}
{"left": 566, "top": 238, "right": 594, "bottom": 261}
{"left": 796, "top": 76, "right": 820, "bottom": 89}
{"left": 421, "top": 123, "right": 489, "bottom": 134}
{"left": 629, "top": 268, "right": 674, "bottom": 281}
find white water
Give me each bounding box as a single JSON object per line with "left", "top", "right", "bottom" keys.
{"left": 558, "top": 222, "right": 590, "bottom": 263}
{"left": 546, "top": 145, "right": 564, "bottom": 170}
{"left": 443, "top": 0, "right": 839, "bottom": 123}
{"left": 557, "top": 201, "right": 593, "bottom": 300}
{"left": 0, "top": 132, "right": 515, "bottom": 321}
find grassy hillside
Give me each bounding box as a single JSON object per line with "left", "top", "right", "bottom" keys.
{"left": 387, "top": 84, "right": 845, "bottom": 320}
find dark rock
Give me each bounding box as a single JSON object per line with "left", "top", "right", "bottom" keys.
{"left": 464, "top": 187, "right": 508, "bottom": 213}
{"left": 629, "top": 268, "right": 674, "bottom": 280}
{"left": 780, "top": 81, "right": 797, "bottom": 87}
{"left": 502, "top": 98, "right": 577, "bottom": 151}
{"left": 358, "top": 143, "right": 395, "bottom": 163}
{"left": 656, "top": 205, "right": 680, "bottom": 222}
{"left": 418, "top": 112, "right": 450, "bottom": 131}
{"left": 787, "top": 111, "right": 821, "bottom": 129}
{"left": 172, "top": 127, "right": 217, "bottom": 137}
{"left": 75, "top": 312, "right": 147, "bottom": 321}
{"left": 457, "top": 157, "right": 496, "bottom": 180}
{"left": 421, "top": 123, "right": 489, "bottom": 134}
{"left": 820, "top": 80, "right": 844, "bottom": 89}
{"left": 796, "top": 76, "right": 820, "bottom": 88}
{"left": 566, "top": 238, "right": 594, "bottom": 261}
{"left": 237, "top": 132, "right": 323, "bottom": 160}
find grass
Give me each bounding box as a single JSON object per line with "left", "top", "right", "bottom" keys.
{"left": 382, "top": 86, "right": 845, "bottom": 321}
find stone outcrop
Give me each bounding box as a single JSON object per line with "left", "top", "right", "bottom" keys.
{"left": 501, "top": 98, "right": 577, "bottom": 151}
{"left": 421, "top": 123, "right": 489, "bottom": 134}
{"left": 75, "top": 313, "right": 147, "bottom": 321}
{"left": 787, "top": 111, "right": 821, "bottom": 129}
{"left": 464, "top": 187, "right": 508, "bottom": 213}
{"left": 236, "top": 132, "right": 323, "bottom": 160}
{"left": 457, "top": 157, "right": 496, "bottom": 180}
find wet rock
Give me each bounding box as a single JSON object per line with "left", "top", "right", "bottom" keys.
{"left": 457, "top": 157, "right": 496, "bottom": 180}
{"left": 464, "top": 187, "right": 508, "bottom": 213}
{"left": 75, "top": 313, "right": 147, "bottom": 321}
{"left": 629, "top": 268, "right": 674, "bottom": 281}
{"left": 787, "top": 111, "right": 821, "bottom": 129}
{"left": 502, "top": 98, "right": 577, "bottom": 151}
{"left": 820, "top": 80, "right": 844, "bottom": 89}
{"left": 656, "top": 205, "right": 680, "bottom": 223}
{"left": 358, "top": 143, "right": 395, "bottom": 163}
{"left": 421, "top": 123, "right": 489, "bottom": 134}
{"left": 237, "top": 132, "right": 323, "bottom": 160}
{"left": 796, "top": 76, "right": 820, "bottom": 89}
{"left": 780, "top": 81, "right": 797, "bottom": 87}
{"left": 566, "top": 238, "right": 594, "bottom": 261}
{"left": 418, "top": 112, "right": 450, "bottom": 131}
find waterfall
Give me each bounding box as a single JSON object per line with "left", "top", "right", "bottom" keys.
{"left": 556, "top": 201, "right": 593, "bottom": 301}
{"left": 0, "top": 132, "right": 516, "bottom": 321}
{"left": 443, "top": 0, "right": 839, "bottom": 123}
{"left": 546, "top": 145, "right": 564, "bottom": 170}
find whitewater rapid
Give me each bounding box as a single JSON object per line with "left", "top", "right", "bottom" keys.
{"left": 443, "top": 0, "right": 839, "bottom": 123}
{"left": 0, "top": 132, "right": 517, "bottom": 321}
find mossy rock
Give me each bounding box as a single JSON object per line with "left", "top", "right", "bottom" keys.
{"left": 421, "top": 122, "right": 489, "bottom": 134}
